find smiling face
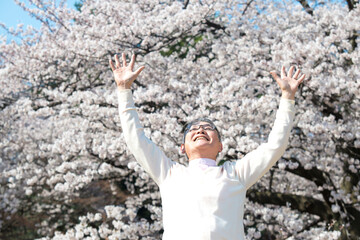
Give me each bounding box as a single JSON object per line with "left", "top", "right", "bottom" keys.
{"left": 181, "top": 121, "right": 223, "bottom": 161}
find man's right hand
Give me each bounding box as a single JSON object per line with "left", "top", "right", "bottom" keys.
{"left": 109, "top": 53, "right": 145, "bottom": 90}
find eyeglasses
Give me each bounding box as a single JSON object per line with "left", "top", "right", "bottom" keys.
{"left": 188, "top": 124, "right": 216, "bottom": 132}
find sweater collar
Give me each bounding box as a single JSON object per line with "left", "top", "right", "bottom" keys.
{"left": 188, "top": 158, "right": 217, "bottom": 168}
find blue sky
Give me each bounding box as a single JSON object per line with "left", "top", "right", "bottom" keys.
{"left": 0, "top": 0, "right": 78, "bottom": 41}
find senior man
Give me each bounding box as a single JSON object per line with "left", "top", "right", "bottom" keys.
{"left": 110, "top": 53, "right": 305, "bottom": 240}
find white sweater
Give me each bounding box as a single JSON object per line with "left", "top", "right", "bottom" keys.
{"left": 118, "top": 89, "right": 295, "bottom": 240}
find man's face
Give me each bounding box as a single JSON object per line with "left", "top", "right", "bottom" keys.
{"left": 181, "top": 121, "right": 222, "bottom": 160}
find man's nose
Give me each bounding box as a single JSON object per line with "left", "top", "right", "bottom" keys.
{"left": 196, "top": 128, "right": 206, "bottom": 134}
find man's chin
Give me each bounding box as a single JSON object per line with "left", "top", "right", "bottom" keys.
{"left": 194, "top": 140, "right": 211, "bottom": 147}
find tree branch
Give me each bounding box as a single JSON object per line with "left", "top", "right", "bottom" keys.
{"left": 297, "top": 0, "right": 313, "bottom": 15}
{"left": 247, "top": 189, "right": 334, "bottom": 221}
{"left": 183, "top": 0, "right": 189, "bottom": 9}
{"left": 345, "top": 0, "right": 358, "bottom": 11}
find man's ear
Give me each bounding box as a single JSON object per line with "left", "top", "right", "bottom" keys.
{"left": 180, "top": 144, "right": 186, "bottom": 154}
{"left": 219, "top": 143, "right": 223, "bottom": 153}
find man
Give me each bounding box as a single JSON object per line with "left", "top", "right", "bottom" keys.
{"left": 109, "top": 53, "right": 305, "bottom": 240}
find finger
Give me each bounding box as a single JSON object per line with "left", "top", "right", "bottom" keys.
{"left": 109, "top": 58, "right": 115, "bottom": 71}
{"left": 122, "top": 53, "right": 127, "bottom": 67}
{"left": 288, "top": 66, "right": 295, "bottom": 78}
{"left": 297, "top": 74, "right": 306, "bottom": 85}
{"left": 270, "top": 71, "right": 281, "bottom": 84}
{"left": 281, "top": 65, "right": 286, "bottom": 79}
{"left": 134, "top": 66, "right": 145, "bottom": 78}
{"left": 115, "top": 54, "right": 121, "bottom": 68}
{"left": 129, "top": 54, "right": 136, "bottom": 70}
{"left": 293, "top": 69, "right": 301, "bottom": 79}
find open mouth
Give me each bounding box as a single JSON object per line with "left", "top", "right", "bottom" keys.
{"left": 193, "top": 136, "right": 209, "bottom": 142}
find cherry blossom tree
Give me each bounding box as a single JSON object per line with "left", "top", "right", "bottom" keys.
{"left": 0, "top": 0, "right": 359, "bottom": 239}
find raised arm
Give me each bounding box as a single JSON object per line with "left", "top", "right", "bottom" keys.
{"left": 235, "top": 66, "right": 306, "bottom": 189}
{"left": 110, "top": 53, "right": 175, "bottom": 186}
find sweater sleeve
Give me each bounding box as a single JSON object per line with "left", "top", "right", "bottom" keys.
{"left": 235, "top": 98, "right": 295, "bottom": 189}
{"left": 118, "top": 89, "right": 175, "bottom": 186}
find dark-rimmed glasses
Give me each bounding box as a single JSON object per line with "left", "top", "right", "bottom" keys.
{"left": 188, "top": 124, "right": 216, "bottom": 132}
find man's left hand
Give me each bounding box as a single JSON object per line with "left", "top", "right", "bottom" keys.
{"left": 270, "top": 66, "right": 306, "bottom": 100}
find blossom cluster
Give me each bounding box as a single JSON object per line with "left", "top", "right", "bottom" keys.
{"left": 0, "top": 0, "right": 359, "bottom": 239}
